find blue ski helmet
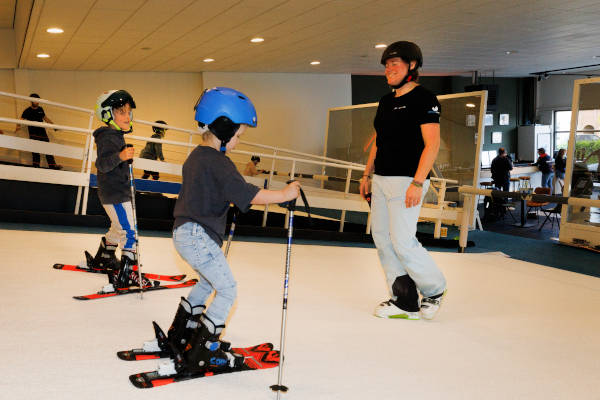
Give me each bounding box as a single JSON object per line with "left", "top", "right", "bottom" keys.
{"left": 194, "top": 87, "right": 257, "bottom": 150}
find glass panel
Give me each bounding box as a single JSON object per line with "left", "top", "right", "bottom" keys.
{"left": 567, "top": 82, "right": 600, "bottom": 226}
{"left": 324, "top": 93, "right": 485, "bottom": 207}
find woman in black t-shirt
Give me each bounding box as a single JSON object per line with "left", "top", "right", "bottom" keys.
{"left": 360, "top": 41, "right": 446, "bottom": 321}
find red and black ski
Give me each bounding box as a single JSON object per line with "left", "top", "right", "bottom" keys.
{"left": 53, "top": 263, "right": 186, "bottom": 282}
{"left": 73, "top": 279, "right": 197, "bottom": 300}
{"left": 129, "top": 343, "right": 279, "bottom": 388}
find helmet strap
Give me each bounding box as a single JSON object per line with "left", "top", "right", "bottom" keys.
{"left": 390, "top": 68, "right": 414, "bottom": 89}
{"left": 220, "top": 140, "right": 227, "bottom": 153}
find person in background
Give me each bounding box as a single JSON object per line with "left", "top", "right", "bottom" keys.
{"left": 140, "top": 120, "right": 168, "bottom": 180}
{"left": 553, "top": 148, "right": 566, "bottom": 194}
{"left": 19, "top": 93, "right": 62, "bottom": 169}
{"left": 490, "top": 147, "right": 513, "bottom": 191}
{"left": 243, "top": 155, "right": 262, "bottom": 176}
{"left": 533, "top": 147, "right": 553, "bottom": 190}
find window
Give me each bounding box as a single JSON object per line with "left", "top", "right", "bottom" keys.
{"left": 554, "top": 110, "right": 571, "bottom": 152}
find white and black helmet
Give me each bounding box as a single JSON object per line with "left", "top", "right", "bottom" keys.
{"left": 95, "top": 89, "right": 136, "bottom": 131}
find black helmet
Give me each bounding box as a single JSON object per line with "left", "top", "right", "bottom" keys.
{"left": 251, "top": 155, "right": 260, "bottom": 163}
{"left": 153, "top": 120, "right": 167, "bottom": 134}
{"left": 380, "top": 41, "right": 423, "bottom": 68}
{"left": 30, "top": 93, "right": 40, "bottom": 98}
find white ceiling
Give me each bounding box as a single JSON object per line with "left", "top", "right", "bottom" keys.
{"left": 13, "top": 0, "right": 600, "bottom": 77}
{"left": 0, "top": 0, "right": 15, "bottom": 28}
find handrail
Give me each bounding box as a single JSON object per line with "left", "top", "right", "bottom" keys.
{"left": 0, "top": 117, "right": 92, "bottom": 135}
{"left": 0, "top": 91, "right": 93, "bottom": 114}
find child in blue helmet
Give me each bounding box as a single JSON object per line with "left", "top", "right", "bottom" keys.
{"left": 154, "top": 87, "right": 300, "bottom": 375}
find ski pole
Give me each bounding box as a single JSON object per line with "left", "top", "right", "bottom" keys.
{"left": 125, "top": 144, "right": 143, "bottom": 300}
{"left": 270, "top": 183, "right": 310, "bottom": 398}
{"left": 224, "top": 205, "right": 239, "bottom": 258}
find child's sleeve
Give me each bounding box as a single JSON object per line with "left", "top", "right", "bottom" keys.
{"left": 221, "top": 162, "right": 260, "bottom": 212}
{"left": 157, "top": 142, "right": 164, "bottom": 161}
{"left": 95, "top": 135, "right": 123, "bottom": 173}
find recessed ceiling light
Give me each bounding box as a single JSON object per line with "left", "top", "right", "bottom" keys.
{"left": 310, "top": 61, "right": 321, "bottom": 65}
{"left": 466, "top": 103, "right": 476, "bottom": 108}
{"left": 375, "top": 43, "right": 387, "bottom": 49}
{"left": 250, "top": 37, "right": 264, "bottom": 43}
{"left": 36, "top": 53, "right": 50, "bottom": 58}
{"left": 504, "top": 50, "right": 518, "bottom": 55}
{"left": 46, "top": 27, "right": 63, "bottom": 34}
{"left": 203, "top": 58, "right": 215, "bottom": 63}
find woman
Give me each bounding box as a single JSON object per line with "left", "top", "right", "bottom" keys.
{"left": 360, "top": 41, "right": 446, "bottom": 320}
{"left": 553, "top": 148, "right": 566, "bottom": 194}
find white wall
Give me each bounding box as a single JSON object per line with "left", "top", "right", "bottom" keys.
{"left": 3, "top": 69, "right": 204, "bottom": 168}
{"left": 203, "top": 72, "right": 351, "bottom": 174}
{"left": 0, "top": 30, "right": 16, "bottom": 69}
{"left": 1, "top": 69, "right": 352, "bottom": 174}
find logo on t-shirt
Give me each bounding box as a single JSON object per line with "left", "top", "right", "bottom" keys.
{"left": 428, "top": 106, "right": 440, "bottom": 115}
{"left": 393, "top": 105, "right": 407, "bottom": 111}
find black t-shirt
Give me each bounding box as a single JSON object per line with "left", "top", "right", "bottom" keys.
{"left": 373, "top": 85, "right": 441, "bottom": 177}
{"left": 554, "top": 156, "right": 566, "bottom": 173}
{"left": 173, "top": 146, "right": 260, "bottom": 247}
{"left": 21, "top": 106, "right": 47, "bottom": 139}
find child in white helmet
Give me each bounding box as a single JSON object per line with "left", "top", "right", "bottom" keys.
{"left": 87, "top": 89, "right": 151, "bottom": 291}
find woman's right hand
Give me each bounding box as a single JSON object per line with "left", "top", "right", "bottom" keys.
{"left": 359, "top": 176, "right": 371, "bottom": 199}
{"left": 283, "top": 181, "right": 301, "bottom": 201}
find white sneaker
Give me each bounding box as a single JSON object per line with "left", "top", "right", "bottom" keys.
{"left": 420, "top": 290, "right": 446, "bottom": 320}
{"left": 374, "top": 300, "right": 420, "bottom": 320}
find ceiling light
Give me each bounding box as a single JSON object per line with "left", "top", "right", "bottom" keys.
{"left": 504, "top": 50, "right": 518, "bottom": 55}
{"left": 310, "top": 61, "right": 321, "bottom": 65}
{"left": 203, "top": 58, "right": 215, "bottom": 63}
{"left": 593, "top": 55, "right": 600, "bottom": 59}
{"left": 36, "top": 53, "right": 50, "bottom": 58}
{"left": 466, "top": 103, "right": 476, "bottom": 108}
{"left": 250, "top": 37, "right": 264, "bottom": 43}
{"left": 375, "top": 43, "right": 387, "bottom": 49}
{"left": 46, "top": 27, "right": 63, "bottom": 34}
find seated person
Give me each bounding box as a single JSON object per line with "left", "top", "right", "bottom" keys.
{"left": 490, "top": 147, "right": 513, "bottom": 191}
{"left": 243, "top": 155, "right": 263, "bottom": 176}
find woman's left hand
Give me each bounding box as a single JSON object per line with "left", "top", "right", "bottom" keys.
{"left": 405, "top": 184, "right": 422, "bottom": 208}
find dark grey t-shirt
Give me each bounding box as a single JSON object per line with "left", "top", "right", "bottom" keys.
{"left": 173, "top": 146, "right": 260, "bottom": 247}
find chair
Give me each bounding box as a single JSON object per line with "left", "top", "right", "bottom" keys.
{"left": 510, "top": 177, "right": 520, "bottom": 191}
{"left": 519, "top": 176, "right": 531, "bottom": 189}
{"left": 539, "top": 204, "right": 561, "bottom": 231}
{"left": 526, "top": 187, "right": 551, "bottom": 224}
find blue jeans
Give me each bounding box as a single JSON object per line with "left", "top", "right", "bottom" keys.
{"left": 371, "top": 175, "right": 446, "bottom": 298}
{"left": 541, "top": 172, "right": 554, "bottom": 190}
{"left": 173, "top": 222, "right": 237, "bottom": 326}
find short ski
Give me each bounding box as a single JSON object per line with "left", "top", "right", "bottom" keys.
{"left": 73, "top": 279, "right": 197, "bottom": 300}
{"left": 129, "top": 343, "right": 279, "bottom": 389}
{"left": 53, "top": 263, "right": 186, "bottom": 282}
